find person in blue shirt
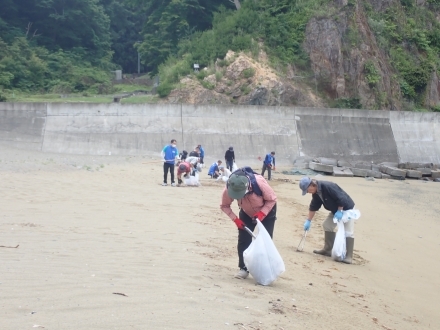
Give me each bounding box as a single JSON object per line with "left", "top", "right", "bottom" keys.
{"left": 208, "top": 160, "right": 222, "bottom": 178}
{"left": 197, "top": 144, "right": 205, "bottom": 165}
{"left": 161, "top": 139, "right": 178, "bottom": 186}
{"left": 261, "top": 151, "right": 276, "bottom": 180}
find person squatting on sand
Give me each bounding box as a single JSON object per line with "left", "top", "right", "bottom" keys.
{"left": 216, "top": 166, "right": 232, "bottom": 182}
{"left": 299, "top": 177, "right": 356, "bottom": 264}
{"left": 161, "top": 139, "right": 179, "bottom": 186}
{"left": 220, "top": 167, "right": 277, "bottom": 279}
{"left": 177, "top": 162, "right": 192, "bottom": 186}
{"left": 208, "top": 160, "right": 222, "bottom": 178}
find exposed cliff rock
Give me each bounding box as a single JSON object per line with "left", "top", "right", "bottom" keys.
{"left": 304, "top": 2, "right": 401, "bottom": 110}
{"left": 163, "top": 51, "right": 325, "bottom": 107}
{"left": 161, "top": 0, "right": 440, "bottom": 110}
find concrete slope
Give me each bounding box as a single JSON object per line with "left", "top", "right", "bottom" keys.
{"left": 42, "top": 103, "right": 182, "bottom": 156}
{"left": 180, "top": 104, "right": 299, "bottom": 164}
{"left": 1, "top": 102, "right": 440, "bottom": 165}
{"left": 390, "top": 111, "right": 440, "bottom": 164}
{"left": 295, "top": 108, "right": 399, "bottom": 163}
{"left": 0, "top": 103, "right": 46, "bottom": 150}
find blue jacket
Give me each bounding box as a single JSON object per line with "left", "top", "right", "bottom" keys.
{"left": 208, "top": 162, "right": 219, "bottom": 175}
{"left": 264, "top": 153, "right": 275, "bottom": 166}
{"left": 162, "top": 145, "right": 178, "bottom": 164}
{"left": 199, "top": 146, "right": 205, "bottom": 157}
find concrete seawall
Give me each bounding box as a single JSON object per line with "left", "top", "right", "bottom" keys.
{"left": 1, "top": 103, "right": 439, "bottom": 165}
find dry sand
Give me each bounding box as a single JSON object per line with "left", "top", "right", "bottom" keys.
{"left": 1, "top": 147, "right": 439, "bottom": 330}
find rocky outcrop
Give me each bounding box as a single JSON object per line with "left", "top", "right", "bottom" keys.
{"left": 304, "top": 4, "right": 401, "bottom": 110}
{"left": 162, "top": 51, "right": 325, "bottom": 107}
{"left": 426, "top": 71, "right": 440, "bottom": 107}
{"left": 161, "top": 0, "right": 439, "bottom": 110}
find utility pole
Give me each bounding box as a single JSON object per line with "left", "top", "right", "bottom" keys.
{"left": 136, "top": 41, "right": 141, "bottom": 74}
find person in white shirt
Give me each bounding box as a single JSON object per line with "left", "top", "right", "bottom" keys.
{"left": 216, "top": 166, "right": 232, "bottom": 182}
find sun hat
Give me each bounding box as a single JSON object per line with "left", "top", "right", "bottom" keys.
{"left": 227, "top": 172, "right": 249, "bottom": 199}
{"left": 299, "top": 176, "right": 312, "bottom": 195}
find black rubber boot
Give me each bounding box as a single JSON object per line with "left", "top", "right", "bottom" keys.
{"left": 342, "top": 237, "right": 354, "bottom": 264}
{"left": 313, "top": 231, "right": 336, "bottom": 257}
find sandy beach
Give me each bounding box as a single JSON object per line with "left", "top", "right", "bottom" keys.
{"left": 1, "top": 147, "right": 439, "bottom": 330}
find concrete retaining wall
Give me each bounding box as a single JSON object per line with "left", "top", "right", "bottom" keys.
{"left": 295, "top": 108, "right": 399, "bottom": 163}
{"left": 0, "top": 102, "right": 439, "bottom": 165}
{"left": 390, "top": 111, "right": 440, "bottom": 164}
{"left": 0, "top": 103, "right": 46, "bottom": 150}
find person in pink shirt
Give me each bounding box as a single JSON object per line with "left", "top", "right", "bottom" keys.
{"left": 220, "top": 168, "right": 277, "bottom": 279}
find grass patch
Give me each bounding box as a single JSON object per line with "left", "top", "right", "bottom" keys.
{"left": 121, "top": 95, "right": 159, "bottom": 103}
{"left": 113, "top": 84, "right": 153, "bottom": 93}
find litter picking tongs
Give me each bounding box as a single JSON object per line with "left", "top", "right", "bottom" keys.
{"left": 296, "top": 230, "right": 308, "bottom": 252}
{"left": 244, "top": 226, "right": 257, "bottom": 239}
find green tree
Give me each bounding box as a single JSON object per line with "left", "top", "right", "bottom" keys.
{"left": 132, "top": 0, "right": 235, "bottom": 74}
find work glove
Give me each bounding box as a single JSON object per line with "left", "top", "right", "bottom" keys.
{"left": 234, "top": 218, "right": 245, "bottom": 230}
{"left": 303, "top": 219, "right": 311, "bottom": 231}
{"left": 335, "top": 210, "right": 343, "bottom": 222}
{"left": 252, "top": 211, "right": 266, "bottom": 223}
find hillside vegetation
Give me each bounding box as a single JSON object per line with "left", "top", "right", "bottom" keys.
{"left": 2, "top": 0, "right": 440, "bottom": 111}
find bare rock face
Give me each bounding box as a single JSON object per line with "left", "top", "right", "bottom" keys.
{"left": 225, "top": 58, "right": 253, "bottom": 80}
{"left": 426, "top": 71, "right": 440, "bottom": 107}
{"left": 203, "top": 74, "right": 217, "bottom": 86}
{"left": 162, "top": 51, "right": 326, "bottom": 107}
{"left": 304, "top": 6, "right": 401, "bottom": 109}
{"left": 304, "top": 18, "right": 344, "bottom": 98}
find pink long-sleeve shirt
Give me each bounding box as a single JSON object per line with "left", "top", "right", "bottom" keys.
{"left": 220, "top": 175, "right": 277, "bottom": 220}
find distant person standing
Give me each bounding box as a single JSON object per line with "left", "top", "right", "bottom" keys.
{"left": 224, "top": 146, "right": 235, "bottom": 171}
{"left": 198, "top": 144, "right": 205, "bottom": 165}
{"left": 161, "top": 139, "right": 178, "bottom": 186}
{"left": 261, "top": 151, "right": 276, "bottom": 181}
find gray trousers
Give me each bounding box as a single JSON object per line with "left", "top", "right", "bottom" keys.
{"left": 322, "top": 212, "right": 355, "bottom": 237}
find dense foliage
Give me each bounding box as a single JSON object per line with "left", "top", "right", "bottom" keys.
{"left": 2, "top": 0, "right": 440, "bottom": 110}
{"left": 0, "top": 0, "right": 142, "bottom": 95}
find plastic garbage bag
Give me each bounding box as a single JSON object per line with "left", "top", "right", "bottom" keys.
{"left": 184, "top": 172, "right": 200, "bottom": 186}
{"left": 331, "top": 209, "right": 361, "bottom": 261}
{"left": 339, "top": 209, "right": 361, "bottom": 223}
{"left": 332, "top": 221, "right": 346, "bottom": 261}
{"left": 243, "top": 220, "right": 285, "bottom": 285}
{"left": 232, "top": 162, "right": 238, "bottom": 172}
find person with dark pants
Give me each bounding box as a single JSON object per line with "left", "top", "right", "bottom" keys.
{"left": 197, "top": 144, "right": 205, "bottom": 165}
{"left": 220, "top": 168, "right": 277, "bottom": 279}
{"left": 161, "top": 139, "right": 178, "bottom": 186}
{"left": 261, "top": 151, "right": 276, "bottom": 181}
{"left": 237, "top": 204, "right": 276, "bottom": 271}
{"left": 224, "top": 146, "right": 235, "bottom": 171}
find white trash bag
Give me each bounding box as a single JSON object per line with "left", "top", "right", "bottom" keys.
{"left": 184, "top": 172, "right": 200, "bottom": 186}
{"left": 232, "top": 162, "right": 238, "bottom": 172}
{"left": 243, "top": 220, "right": 285, "bottom": 285}
{"left": 331, "top": 209, "right": 361, "bottom": 261}
{"left": 332, "top": 222, "right": 346, "bottom": 261}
